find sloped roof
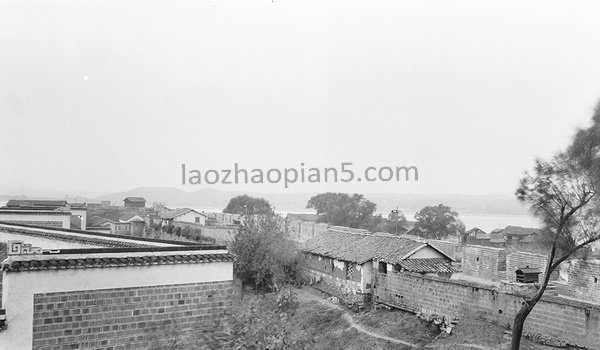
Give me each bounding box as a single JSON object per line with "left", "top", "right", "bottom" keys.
{"left": 3, "top": 253, "right": 234, "bottom": 272}
{"left": 162, "top": 208, "right": 206, "bottom": 220}
{"left": 303, "top": 230, "right": 454, "bottom": 265}
{"left": 503, "top": 226, "right": 540, "bottom": 236}
{"left": 6, "top": 199, "right": 68, "bottom": 208}
{"left": 87, "top": 216, "right": 115, "bottom": 227}
{"left": 335, "top": 232, "right": 424, "bottom": 264}
{"left": 397, "top": 258, "right": 456, "bottom": 273}
{"left": 303, "top": 230, "right": 368, "bottom": 259}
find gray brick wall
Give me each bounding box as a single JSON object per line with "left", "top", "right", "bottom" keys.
{"left": 374, "top": 271, "right": 600, "bottom": 349}
{"left": 31, "top": 281, "right": 233, "bottom": 350}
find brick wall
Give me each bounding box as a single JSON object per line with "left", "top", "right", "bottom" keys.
{"left": 461, "top": 245, "right": 506, "bottom": 281}
{"left": 429, "top": 240, "right": 463, "bottom": 261}
{"left": 31, "top": 280, "right": 232, "bottom": 350}
{"left": 566, "top": 259, "right": 600, "bottom": 304}
{"left": 506, "top": 251, "right": 551, "bottom": 282}
{"left": 373, "top": 271, "right": 600, "bottom": 348}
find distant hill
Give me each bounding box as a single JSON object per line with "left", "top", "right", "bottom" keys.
{"left": 91, "top": 187, "right": 530, "bottom": 216}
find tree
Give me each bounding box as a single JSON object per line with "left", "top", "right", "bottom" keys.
{"left": 414, "top": 204, "right": 465, "bottom": 240}
{"left": 229, "top": 213, "right": 300, "bottom": 292}
{"left": 511, "top": 109, "right": 600, "bottom": 349}
{"left": 306, "top": 192, "right": 378, "bottom": 229}
{"left": 386, "top": 209, "right": 408, "bottom": 234}
{"left": 223, "top": 195, "right": 274, "bottom": 215}
{"left": 152, "top": 201, "right": 167, "bottom": 214}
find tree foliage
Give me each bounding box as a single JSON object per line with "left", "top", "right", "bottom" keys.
{"left": 306, "top": 192, "right": 378, "bottom": 229}
{"left": 385, "top": 210, "right": 408, "bottom": 234}
{"left": 223, "top": 194, "right": 274, "bottom": 215}
{"left": 229, "top": 214, "right": 300, "bottom": 290}
{"left": 414, "top": 204, "right": 465, "bottom": 240}
{"left": 510, "top": 106, "right": 600, "bottom": 350}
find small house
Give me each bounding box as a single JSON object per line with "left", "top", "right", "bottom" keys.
{"left": 162, "top": 208, "right": 207, "bottom": 226}
{"left": 123, "top": 197, "right": 146, "bottom": 208}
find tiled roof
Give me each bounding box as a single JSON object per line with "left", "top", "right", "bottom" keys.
{"left": 503, "top": 226, "right": 540, "bottom": 236}
{"left": 0, "top": 222, "right": 203, "bottom": 248}
{"left": 0, "top": 225, "right": 151, "bottom": 248}
{"left": 303, "top": 230, "right": 453, "bottom": 265}
{"left": 303, "top": 230, "right": 368, "bottom": 260}
{"left": 336, "top": 233, "right": 423, "bottom": 264}
{"left": 6, "top": 199, "right": 68, "bottom": 208}
{"left": 0, "top": 210, "right": 71, "bottom": 216}
{"left": 2, "top": 253, "right": 234, "bottom": 272}
{"left": 397, "top": 258, "right": 456, "bottom": 273}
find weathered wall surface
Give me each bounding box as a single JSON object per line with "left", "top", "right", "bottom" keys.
{"left": 461, "top": 245, "right": 506, "bottom": 281}
{"left": 373, "top": 271, "right": 600, "bottom": 349}
{"left": 31, "top": 281, "right": 232, "bottom": 350}
{"left": 506, "top": 251, "right": 550, "bottom": 282}
{"left": 302, "top": 253, "right": 363, "bottom": 293}
{"left": 566, "top": 259, "right": 600, "bottom": 304}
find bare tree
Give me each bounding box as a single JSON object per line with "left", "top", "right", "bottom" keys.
{"left": 511, "top": 154, "right": 598, "bottom": 349}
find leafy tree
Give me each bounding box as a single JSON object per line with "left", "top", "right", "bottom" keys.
{"left": 511, "top": 113, "right": 600, "bottom": 349}
{"left": 229, "top": 213, "right": 300, "bottom": 292}
{"left": 152, "top": 201, "right": 167, "bottom": 214}
{"left": 385, "top": 209, "right": 408, "bottom": 234}
{"left": 306, "top": 192, "right": 378, "bottom": 229}
{"left": 414, "top": 204, "right": 465, "bottom": 240}
{"left": 223, "top": 194, "right": 274, "bottom": 215}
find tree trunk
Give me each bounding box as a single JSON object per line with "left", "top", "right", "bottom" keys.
{"left": 511, "top": 303, "right": 533, "bottom": 350}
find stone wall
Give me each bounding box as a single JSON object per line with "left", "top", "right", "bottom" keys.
{"left": 461, "top": 245, "right": 506, "bottom": 281}
{"left": 31, "top": 280, "right": 232, "bottom": 350}
{"left": 566, "top": 259, "right": 600, "bottom": 304}
{"left": 373, "top": 271, "right": 600, "bottom": 349}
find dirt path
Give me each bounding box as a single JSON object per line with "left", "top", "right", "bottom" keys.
{"left": 296, "top": 288, "right": 418, "bottom": 347}
{"left": 296, "top": 287, "right": 506, "bottom": 350}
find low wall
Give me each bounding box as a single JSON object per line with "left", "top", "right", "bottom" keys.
{"left": 1, "top": 260, "right": 233, "bottom": 349}
{"left": 373, "top": 271, "right": 600, "bottom": 348}
{"left": 32, "top": 281, "right": 232, "bottom": 349}
{"left": 566, "top": 259, "right": 600, "bottom": 304}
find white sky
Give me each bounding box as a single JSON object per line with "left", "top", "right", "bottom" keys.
{"left": 1, "top": 0, "right": 600, "bottom": 196}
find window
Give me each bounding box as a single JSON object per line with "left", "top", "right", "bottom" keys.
{"left": 594, "top": 277, "right": 598, "bottom": 284}
{"left": 392, "top": 264, "right": 401, "bottom": 273}
{"left": 345, "top": 262, "right": 355, "bottom": 280}
{"left": 378, "top": 262, "right": 387, "bottom": 274}
{"left": 195, "top": 217, "right": 200, "bottom": 223}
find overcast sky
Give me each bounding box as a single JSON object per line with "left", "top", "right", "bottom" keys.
{"left": 1, "top": 0, "right": 600, "bottom": 197}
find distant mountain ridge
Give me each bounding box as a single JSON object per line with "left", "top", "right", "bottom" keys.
{"left": 91, "top": 187, "right": 530, "bottom": 216}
